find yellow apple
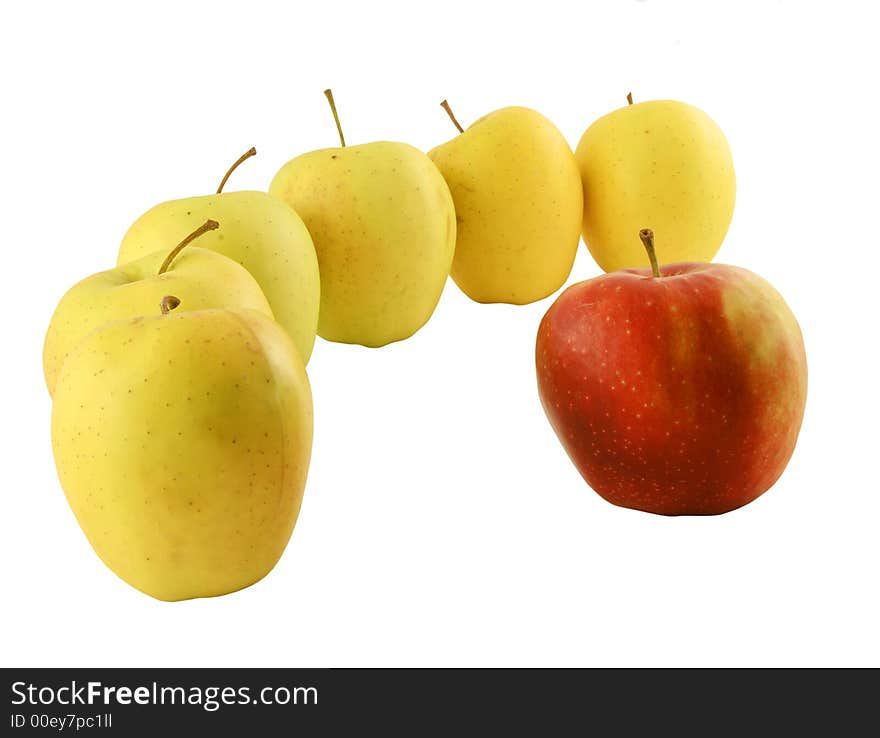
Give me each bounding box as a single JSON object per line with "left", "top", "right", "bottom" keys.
{"left": 429, "top": 102, "right": 582, "bottom": 304}
{"left": 51, "top": 299, "right": 313, "bottom": 601}
{"left": 118, "top": 148, "right": 320, "bottom": 363}
{"left": 43, "top": 220, "right": 273, "bottom": 396}
{"left": 269, "top": 90, "right": 455, "bottom": 347}
{"left": 575, "top": 95, "right": 736, "bottom": 272}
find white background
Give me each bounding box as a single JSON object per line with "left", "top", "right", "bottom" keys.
{"left": 2, "top": 0, "right": 878, "bottom": 667}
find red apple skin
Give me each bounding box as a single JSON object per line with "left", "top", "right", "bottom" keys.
{"left": 536, "top": 262, "right": 807, "bottom": 515}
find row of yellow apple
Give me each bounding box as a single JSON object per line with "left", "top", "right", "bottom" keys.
{"left": 46, "top": 90, "right": 736, "bottom": 390}
{"left": 45, "top": 91, "right": 737, "bottom": 601}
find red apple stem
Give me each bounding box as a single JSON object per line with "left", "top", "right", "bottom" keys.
{"left": 157, "top": 220, "right": 220, "bottom": 275}
{"left": 627, "top": 92, "right": 634, "bottom": 105}
{"left": 324, "top": 89, "right": 346, "bottom": 147}
{"left": 217, "top": 147, "right": 257, "bottom": 194}
{"left": 160, "top": 295, "right": 181, "bottom": 315}
{"left": 440, "top": 99, "right": 465, "bottom": 134}
{"left": 639, "top": 229, "right": 661, "bottom": 278}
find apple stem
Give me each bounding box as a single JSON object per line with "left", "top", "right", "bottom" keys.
{"left": 160, "top": 295, "right": 181, "bottom": 315}
{"left": 157, "top": 220, "right": 220, "bottom": 275}
{"left": 440, "top": 100, "right": 465, "bottom": 134}
{"left": 627, "top": 92, "right": 634, "bottom": 105}
{"left": 639, "top": 229, "right": 661, "bottom": 278}
{"left": 324, "top": 89, "right": 346, "bottom": 147}
{"left": 217, "top": 147, "right": 257, "bottom": 194}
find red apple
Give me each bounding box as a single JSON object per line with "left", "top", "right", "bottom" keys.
{"left": 536, "top": 230, "right": 807, "bottom": 515}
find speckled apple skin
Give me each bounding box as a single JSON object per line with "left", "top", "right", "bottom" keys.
{"left": 52, "top": 308, "right": 313, "bottom": 600}
{"left": 536, "top": 263, "right": 807, "bottom": 515}
{"left": 270, "top": 142, "right": 456, "bottom": 348}
{"left": 575, "top": 100, "right": 736, "bottom": 272}
{"left": 429, "top": 106, "right": 583, "bottom": 304}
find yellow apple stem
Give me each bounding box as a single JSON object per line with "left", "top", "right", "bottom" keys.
{"left": 440, "top": 99, "right": 465, "bottom": 134}
{"left": 324, "top": 88, "right": 346, "bottom": 147}
{"left": 639, "top": 229, "right": 661, "bottom": 278}
{"left": 217, "top": 147, "right": 257, "bottom": 194}
{"left": 160, "top": 295, "right": 181, "bottom": 315}
{"left": 157, "top": 220, "right": 220, "bottom": 275}
{"left": 627, "top": 92, "right": 634, "bottom": 105}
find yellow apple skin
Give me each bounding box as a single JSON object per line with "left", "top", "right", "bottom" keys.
{"left": 575, "top": 100, "right": 736, "bottom": 272}
{"left": 118, "top": 191, "right": 320, "bottom": 363}
{"left": 429, "top": 106, "right": 583, "bottom": 304}
{"left": 269, "top": 142, "right": 456, "bottom": 347}
{"left": 43, "top": 246, "right": 272, "bottom": 396}
{"left": 51, "top": 307, "right": 312, "bottom": 602}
